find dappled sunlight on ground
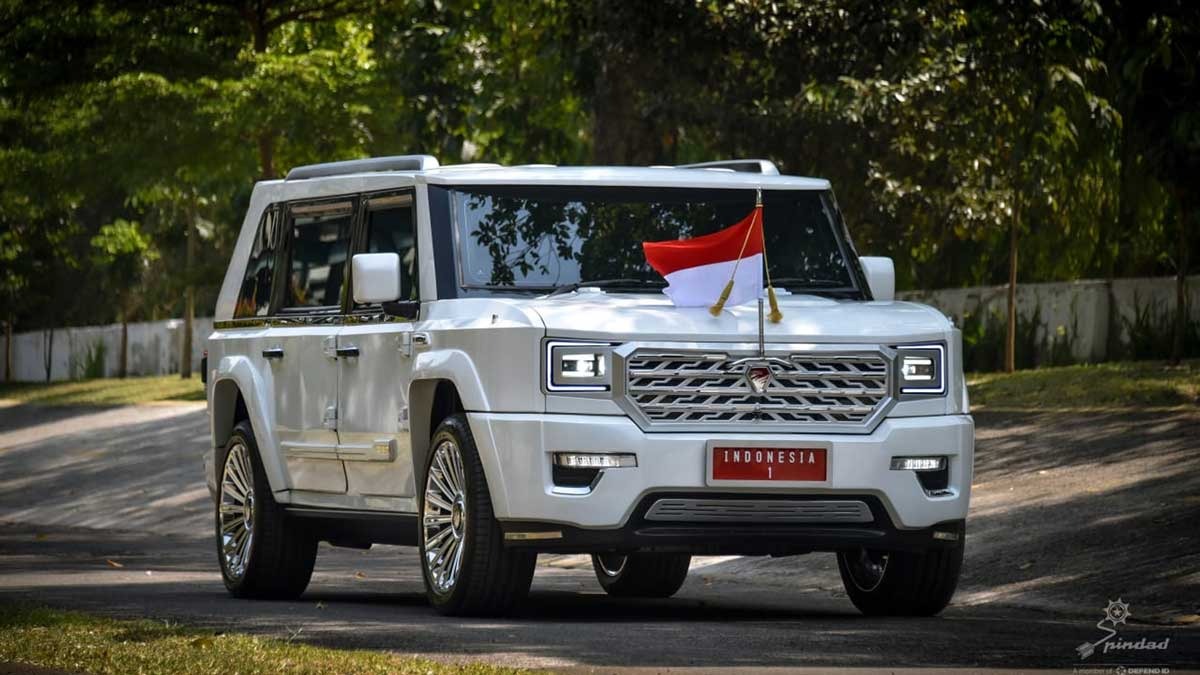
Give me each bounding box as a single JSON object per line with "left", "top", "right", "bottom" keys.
{"left": 696, "top": 410, "right": 1200, "bottom": 621}
{"left": 0, "top": 403, "right": 211, "bottom": 537}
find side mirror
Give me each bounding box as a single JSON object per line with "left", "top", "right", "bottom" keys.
{"left": 352, "top": 253, "right": 402, "bottom": 304}
{"left": 859, "top": 256, "right": 895, "bottom": 301}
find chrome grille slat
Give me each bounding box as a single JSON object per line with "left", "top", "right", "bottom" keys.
{"left": 624, "top": 347, "right": 891, "bottom": 428}
{"left": 644, "top": 499, "right": 873, "bottom": 523}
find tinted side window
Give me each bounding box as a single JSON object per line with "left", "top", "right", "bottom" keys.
{"left": 234, "top": 207, "right": 282, "bottom": 318}
{"left": 363, "top": 195, "right": 417, "bottom": 302}
{"left": 283, "top": 202, "right": 353, "bottom": 310}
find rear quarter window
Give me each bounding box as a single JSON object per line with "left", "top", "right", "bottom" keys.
{"left": 234, "top": 207, "right": 283, "bottom": 318}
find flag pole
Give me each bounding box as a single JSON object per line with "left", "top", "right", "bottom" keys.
{"left": 757, "top": 298, "right": 765, "bottom": 357}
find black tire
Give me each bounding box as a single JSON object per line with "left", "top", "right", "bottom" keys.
{"left": 836, "top": 539, "right": 964, "bottom": 616}
{"left": 216, "top": 420, "right": 317, "bottom": 599}
{"left": 419, "top": 414, "right": 536, "bottom": 616}
{"left": 591, "top": 553, "right": 691, "bottom": 598}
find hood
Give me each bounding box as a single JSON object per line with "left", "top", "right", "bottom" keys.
{"left": 524, "top": 291, "right": 951, "bottom": 344}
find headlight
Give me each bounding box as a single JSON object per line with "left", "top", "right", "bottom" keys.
{"left": 546, "top": 341, "right": 614, "bottom": 392}
{"left": 895, "top": 344, "right": 945, "bottom": 396}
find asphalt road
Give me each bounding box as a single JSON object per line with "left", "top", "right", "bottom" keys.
{"left": 0, "top": 401, "right": 1196, "bottom": 671}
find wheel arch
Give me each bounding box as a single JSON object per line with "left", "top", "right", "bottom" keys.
{"left": 410, "top": 372, "right": 508, "bottom": 514}
{"left": 409, "top": 378, "right": 464, "bottom": 495}
{"left": 208, "top": 356, "right": 289, "bottom": 498}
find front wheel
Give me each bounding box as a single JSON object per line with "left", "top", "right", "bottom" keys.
{"left": 836, "top": 539, "right": 964, "bottom": 616}
{"left": 419, "top": 414, "right": 536, "bottom": 616}
{"left": 591, "top": 553, "right": 691, "bottom": 598}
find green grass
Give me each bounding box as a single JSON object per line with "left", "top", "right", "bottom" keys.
{"left": 968, "top": 360, "right": 1200, "bottom": 410}
{"left": 0, "top": 603, "right": 525, "bottom": 675}
{"left": 0, "top": 374, "right": 205, "bottom": 406}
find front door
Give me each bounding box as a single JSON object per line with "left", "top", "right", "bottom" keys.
{"left": 270, "top": 198, "right": 356, "bottom": 494}
{"left": 336, "top": 192, "right": 419, "bottom": 509}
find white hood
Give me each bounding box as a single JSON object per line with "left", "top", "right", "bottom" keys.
{"left": 524, "top": 292, "right": 952, "bottom": 344}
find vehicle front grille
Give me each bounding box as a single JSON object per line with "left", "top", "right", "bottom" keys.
{"left": 622, "top": 348, "right": 890, "bottom": 430}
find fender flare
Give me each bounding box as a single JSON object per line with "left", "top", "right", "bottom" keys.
{"left": 408, "top": 349, "right": 509, "bottom": 515}
{"left": 208, "top": 355, "right": 289, "bottom": 499}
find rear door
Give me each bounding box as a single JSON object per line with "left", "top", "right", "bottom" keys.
{"left": 335, "top": 191, "right": 419, "bottom": 508}
{"left": 269, "top": 198, "right": 356, "bottom": 494}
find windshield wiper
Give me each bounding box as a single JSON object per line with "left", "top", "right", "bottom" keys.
{"left": 546, "top": 278, "right": 665, "bottom": 298}
{"left": 769, "top": 277, "right": 854, "bottom": 289}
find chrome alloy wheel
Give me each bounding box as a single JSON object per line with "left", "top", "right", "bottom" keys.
{"left": 595, "top": 553, "right": 628, "bottom": 578}
{"left": 423, "top": 439, "right": 468, "bottom": 594}
{"left": 844, "top": 548, "right": 889, "bottom": 592}
{"left": 218, "top": 442, "right": 255, "bottom": 581}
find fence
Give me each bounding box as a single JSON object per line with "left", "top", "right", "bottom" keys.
{"left": 899, "top": 275, "right": 1198, "bottom": 371}
{"left": 4, "top": 318, "right": 213, "bottom": 382}
{"left": 1, "top": 275, "right": 1195, "bottom": 382}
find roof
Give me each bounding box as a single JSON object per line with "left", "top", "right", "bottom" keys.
{"left": 278, "top": 156, "right": 831, "bottom": 191}
{"left": 417, "top": 165, "right": 831, "bottom": 190}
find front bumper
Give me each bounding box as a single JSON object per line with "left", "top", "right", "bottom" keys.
{"left": 468, "top": 412, "right": 974, "bottom": 537}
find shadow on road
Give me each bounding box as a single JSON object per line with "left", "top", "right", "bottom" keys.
{"left": 1, "top": 404, "right": 1198, "bottom": 669}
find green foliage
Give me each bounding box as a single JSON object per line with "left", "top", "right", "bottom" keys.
{"left": 1118, "top": 295, "right": 1200, "bottom": 361}
{"left": 961, "top": 307, "right": 1044, "bottom": 373}
{"left": 71, "top": 339, "right": 108, "bottom": 380}
{"left": 0, "top": 0, "right": 1196, "bottom": 345}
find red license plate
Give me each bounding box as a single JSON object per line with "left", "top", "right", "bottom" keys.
{"left": 711, "top": 447, "right": 827, "bottom": 482}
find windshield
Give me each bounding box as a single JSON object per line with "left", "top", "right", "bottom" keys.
{"left": 451, "top": 185, "right": 863, "bottom": 296}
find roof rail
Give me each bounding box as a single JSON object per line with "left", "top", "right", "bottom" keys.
{"left": 675, "top": 159, "right": 780, "bottom": 175}
{"left": 285, "top": 155, "right": 440, "bottom": 180}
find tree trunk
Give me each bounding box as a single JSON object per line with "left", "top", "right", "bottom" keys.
{"left": 43, "top": 327, "right": 53, "bottom": 383}
{"left": 257, "top": 132, "right": 276, "bottom": 180}
{"left": 4, "top": 314, "right": 11, "bottom": 382}
{"left": 1172, "top": 191, "right": 1190, "bottom": 365}
{"left": 588, "top": 3, "right": 668, "bottom": 167}
{"left": 181, "top": 198, "right": 196, "bottom": 379}
{"left": 1005, "top": 201, "right": 1019, "bottom": 373}
{"left": 119, "top": 318, "right": 129, "bottom": 378}
{"left": 1108, "top": 98, "right": 1140, "bottom": 360}
{"left": 250, "top": 17, "right": 277, "bottom": 179}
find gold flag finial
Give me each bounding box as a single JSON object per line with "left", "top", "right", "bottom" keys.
{"left": 709, "top": 280, "right": 735, "bottom": 316}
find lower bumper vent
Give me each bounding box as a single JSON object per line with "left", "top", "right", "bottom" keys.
{"left": 644, "top": 498, "right": 873, "bottom": 524}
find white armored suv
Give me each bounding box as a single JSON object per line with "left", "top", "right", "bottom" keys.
{"left": 204, "top": 155, "right": 973, "bottom": 616}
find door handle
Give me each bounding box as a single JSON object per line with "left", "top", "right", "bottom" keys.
{"left": 335, "top": 345, "right": 360, "bottom": 358}
{"left": 262, "top": 347, "right": 285, "bottom": 359}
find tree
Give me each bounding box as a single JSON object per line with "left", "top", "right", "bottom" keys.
{"left": 91, "top": 219, "right": 157, "bottom": 377}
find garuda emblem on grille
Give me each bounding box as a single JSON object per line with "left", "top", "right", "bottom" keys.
{"left": 745, "top": 365, "right": 773, "bottom": 394}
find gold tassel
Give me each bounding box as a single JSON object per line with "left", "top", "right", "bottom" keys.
{"left": 767, "top": 286, "right": 783, "bottom": 323}
{"left": 709, "top": 280, "right": 735, "bottom": 316}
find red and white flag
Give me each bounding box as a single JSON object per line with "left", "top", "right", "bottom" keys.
{"left": 642, "top": 206, "right": 763, "bottom": 309}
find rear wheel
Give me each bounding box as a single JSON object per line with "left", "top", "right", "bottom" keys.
{"left": 591, "top": 553, "right": 691, "bottom": 598}
{"left": 836, "top": 539, "right": 964, "bottom": 616}
{"left": 216, "top": 420, "right": 317, "bottom": 599}
{"left": 419, "top": 414, "right": 536, "bottom": 616}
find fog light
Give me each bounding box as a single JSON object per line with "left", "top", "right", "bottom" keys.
{"left": 890, "top": 456, "right": 947, "bottom": 472}
{"left": 553, "top": 453, "right": 637, "bottom": 469}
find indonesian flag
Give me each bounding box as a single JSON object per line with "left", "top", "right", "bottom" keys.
{"left": 642, "top": 206, "right": 763, "bottom": 308}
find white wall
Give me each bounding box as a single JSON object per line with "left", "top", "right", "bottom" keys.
{"left": 1, "top": 274, "right": 1194, "bottom": 382}
{"left": 4, "top": 318, "right": 213, "bottom": 382}
{"left": 899, "top": 275, "right": 1199, "bottom": 363}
